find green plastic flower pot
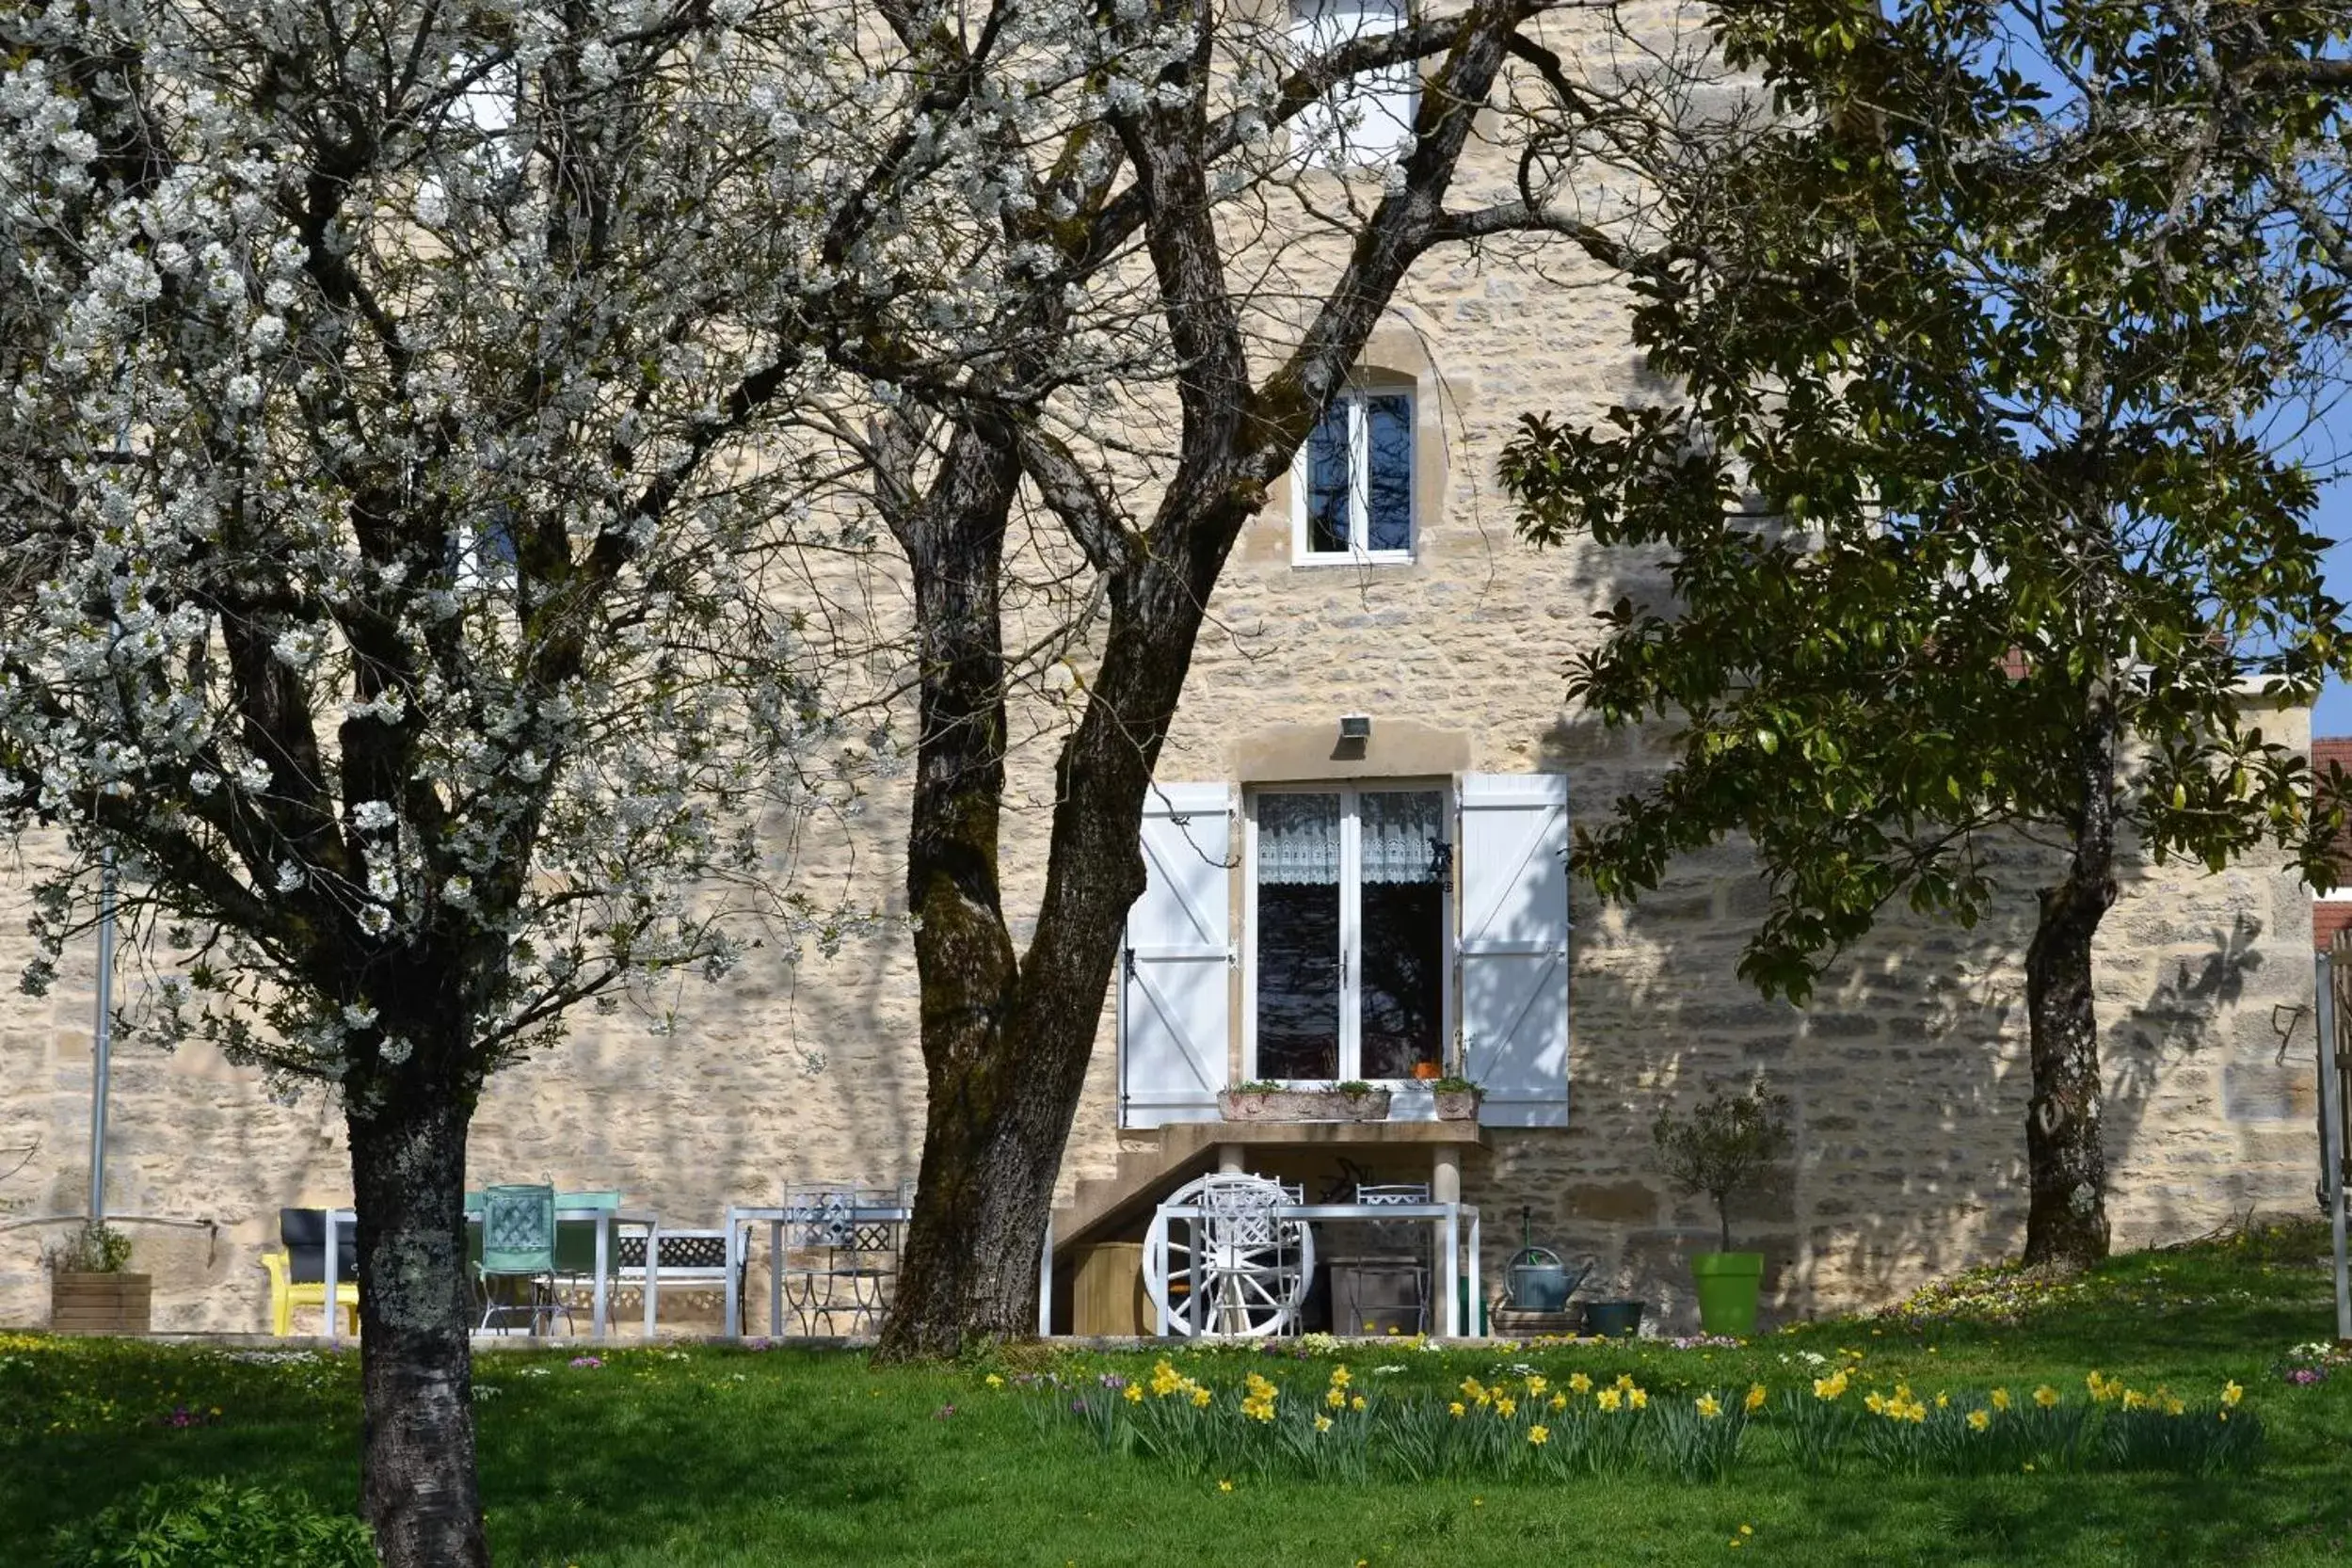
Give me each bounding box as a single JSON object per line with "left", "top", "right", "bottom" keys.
{"left": 1690, "top": 1252, "right": 1764, "bottom": 1336}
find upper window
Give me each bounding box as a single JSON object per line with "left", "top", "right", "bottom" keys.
{"left": 1296, "top": 390, "right": 1414, "bottom": 563}
{"left": 1288, "top": 0, "right": 1417, "bottom": 167}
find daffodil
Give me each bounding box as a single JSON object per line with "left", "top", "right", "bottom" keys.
{"left": 1695, "top": 1393, "right": 1721, "bottom": 1420}
{"left": 1525, "top": 1374, "right": 1547, "bottom": 1397}
{"left": 1351, "top": 1394, "right": 1366, "bottom": 1412}
{"left": 984, "top": 1373, "right": 1003, "bottom": 1389}
{"left": 1448, "top": 1400, "right": 1466, "bottom": 1418}
{"left": 2033, "top": 1384, "right": 2059, "bottom": 1408}
{"left": 1597, "top": 1387, "right": 1623, "bottom": 1413}
{"left": 1627, "top": 1387, "right": 1649, "bottom": 1411}
{"left": 1330, "top": 1366, "right": 1352, "bottom": 1388}
{"left": 1744, "top": 1383, "right": 1768, "bottom": 1413}
{"left": 1528, "top": 1424, "right": 1550, "bottom": 1446}
{"left": 1326, "top": 1387, "right": 1346, "bottom": 1409}
{"left": 1314, "top": 1415, "right": 1333, "bottom": 1433}
{"left": 1568, "top": 1372, "right": 1592, "bottom": 1395}
{"left": 1191, "top": 1386, "right": 1212, "bottom": 1409}
{"left": 2221, "top": 1380, "right": 2244, "bottom": 1408}
{"left": 1990, "top": 1387, "right": 2010, "bottom": 1412}
{"left": 1549, "top": 1392, "right": 1568, "bottom": 1412}
{"left": 1495, "top": 1395, "right": 1517, "bottom": 1419}
{"left": 1967, "top": 1409, "right": 1990, "bottom": 1432}
{"left": 1123, "top": 1383, "right": 1144, "bottom": 1404}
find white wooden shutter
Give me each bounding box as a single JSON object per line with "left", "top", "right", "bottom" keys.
{"left": 1457, "top": 774, "right": 1570, "bottom": 1127}
{"left": 1120, "top": 783, "right": 1235, "bottom": 1128}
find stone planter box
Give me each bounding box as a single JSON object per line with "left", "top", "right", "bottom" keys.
{"left": 1432, "top": 1089, "right": 1483, "bottom": 1122}
{"left": 1218, "top": 1087, "right": 1392, "bottom": 1123}
{"left": 50, "top": 1272, "right": 152, "bottom": 1336}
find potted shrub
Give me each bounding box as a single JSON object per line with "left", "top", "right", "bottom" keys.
{"left": 47, "top": 1221, "right": 152, "bottom": 1336}
{"left": 1650, "top": 1077, "right": 1793, "bottom": 1338}
{"left": 1429, "top": 1075, "right": 1483, "bottom": 1122}
{"left": 1218, "top": 1080, "right": 1392, "bottom": 1122}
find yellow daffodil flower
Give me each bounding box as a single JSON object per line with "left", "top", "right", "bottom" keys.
{"left": 984, "top": 1374, "right": 1003, "bottom": 1389}
{"left": 1628, "top": 1387, "right": 1649, "bottom": 1411}
{"left": 1550, "top": 1392, "right": 1568, "bottom": 1412}
{"left": 2034, "top": 1384, "right": 2059, "bottom": 1409}
{"left": 1351, "top": 1395, "right": 1366, "bottom": 1412}
{"left": 1123, "top": 1384, "right": 1144, "bottom": 1404}
{"left": 1568, "top": 1372, "right": 1592, "bottom": 1395}
{"left": 1967, "top": 1409, "right": 1990, "bottom": 1432}
{"left": 1528, "top": 1424, "right": 1550, "bottom": 1446}
{"left": 1695, "top": 1393, "right": 1721, "bottom": 1420}
{"left": 1314, "top": 1415, "right": 1333, "bottom": 1433}
{"left": 2221, "top": 1380, "right": 2244, "bottom": 1408}
{"left": 1744, "top": 1384, "right": 1768, "bottom": 1413}
{"left": 1494, "top": 1396, "right": 1517, "bottom": 1419}
{"left": 1448, "top": 1401, "right": 1466, "bottom": 1418}
{"left": 1330, "top": 1366, "right": 1352, "bottom": 1388}
{"left": 1597, "top": 1388, "right": 1623, "bottom": 1413}
{"left": 1991, "top": 1387, "right": 2010, "bottom": 1412}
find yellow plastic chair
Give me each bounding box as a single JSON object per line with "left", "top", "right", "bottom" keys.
{"left": 260, "top": 1248, "right": 360, "bottom": 1336}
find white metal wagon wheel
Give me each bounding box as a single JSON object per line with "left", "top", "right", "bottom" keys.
{"left": 1142, "top": 1174, "right": 1314, "bottom": 1338}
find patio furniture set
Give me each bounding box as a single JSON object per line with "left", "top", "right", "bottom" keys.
{"left": 263, "top": 1174, "right": 1481, "bottom": 1343}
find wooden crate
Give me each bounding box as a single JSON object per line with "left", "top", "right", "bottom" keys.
{"left": 50, "top": 1273, "right": 152, "bottom": 1336}
{"left": 1071, "top": 1242, "right": 1150, "bottom": 1336}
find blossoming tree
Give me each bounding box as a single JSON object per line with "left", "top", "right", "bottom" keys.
{"left": 0, "top": 0, "right": 928, "bottom": 1558}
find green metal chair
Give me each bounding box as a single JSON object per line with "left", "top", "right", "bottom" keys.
{"left": 475, "top": 1184, "right": 570, "bottom": 1335}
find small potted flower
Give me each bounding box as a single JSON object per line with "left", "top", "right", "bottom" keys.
{"left": 46, "top": 1221, "right": 151, "bottom": 1336}
{"left": 1219, "top": 1080, "right": 1393, "bottom": 1122}
{"left": 1429, "top": 1075, "right": 1483, "bottom": 1122}
{"left": 1650, "top": 1077, "right": 1793, "bottom": 1338}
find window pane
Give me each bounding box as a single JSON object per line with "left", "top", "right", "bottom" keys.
{"left": 1305, "top": 403, "right": 1352, "bottom": 553}
{"left": 1365, "top": 394, "right": 1412, "bottom": 552}
{"left": 1256, "top": 793, "right": 1341, "bottom": 1079}
{"left": 1357, "top": 790, "right": 1444, "bottom": 1079}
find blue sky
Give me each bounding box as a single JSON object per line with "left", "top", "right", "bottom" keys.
{"left": 2318, "top": 492, "right": 2352, "bottom": 738}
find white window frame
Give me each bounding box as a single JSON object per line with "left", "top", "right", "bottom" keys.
{"left": 1288, "top": 0, "right": 1418, "bottom": 167}
{"left": 1290, "top": 388, "right": 1416, "bottom": 566}
{"left": 1241, "top": 780, "right": 1454, "bottom": 1085}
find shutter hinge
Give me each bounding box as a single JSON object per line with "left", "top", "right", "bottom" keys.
{"left": 1123, "top": 948, "right": 1136, "bottom": 980}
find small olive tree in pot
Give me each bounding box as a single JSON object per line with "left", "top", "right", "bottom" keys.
{"left": 1651, "top": 1079, "right": 1793, "bottom": 1336}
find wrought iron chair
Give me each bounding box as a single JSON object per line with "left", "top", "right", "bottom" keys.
{"left": 778, "top": 1182, "right": 904, "bottom": 1336}
{"left": 474, "top": 1183, "right": 572, "bottom": 1335}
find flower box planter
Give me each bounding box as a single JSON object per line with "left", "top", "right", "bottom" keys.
{"left": 50, "top": 1272, "right": 152, "bottom": 1336}
{"left": 1432, "top": 1088, "right": 1483, "bottom": 1122}
{"left": 1218, "top": 1087, "right": 1392, "bottom": 1123}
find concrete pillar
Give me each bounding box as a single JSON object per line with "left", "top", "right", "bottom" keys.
{"left": 1218, "top": 1144, "right": 1245, "bottom": 1176}
{"left": 1432, "top": 1146, "right": 1462, "bottom": 1205}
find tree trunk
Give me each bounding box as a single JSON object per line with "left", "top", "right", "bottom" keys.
{"left": 2022, "top": 704, "right": 2120, "bottom": 1270}
{"left": 347, "top": 1062, "right": 488, "bottom": 1568}
{"left": 877, "top": 512, "right": 1229, "bottom": 1358}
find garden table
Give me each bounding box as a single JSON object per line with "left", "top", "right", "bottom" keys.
{"left": 723, "top": 1203, "right": 1055, "bottom": 1339}
{"left": 1146, "top": 1199, "right": 1480, "bottom": 1338}
{"left": 320, "top": 1205, "right": 662, "bottom": 1344}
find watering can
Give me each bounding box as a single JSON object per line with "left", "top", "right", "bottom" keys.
{"left": 1502, "top": 1207, "right": 1597, "bottom": 1312}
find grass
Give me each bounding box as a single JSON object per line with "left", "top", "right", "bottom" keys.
{"left": 3, "top": 1221, "right": 2348, "bottom": 1566}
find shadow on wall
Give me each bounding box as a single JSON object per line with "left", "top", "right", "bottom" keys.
{"left": 1460, "top": 715, "right": 2307, "bottom": 1336}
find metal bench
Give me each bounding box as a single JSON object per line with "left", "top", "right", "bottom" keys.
{"left": 613, "top": 1230, "right": 741, "bottom": 1313}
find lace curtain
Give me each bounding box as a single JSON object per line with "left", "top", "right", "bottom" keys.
{"left": 1257, "top": 793, "right": 1339, "bottom": 886}
{"left": 1257, "top": 790, "right": 1444, "bottom": 885}
{"left": 1360, "top": 790, "right": 1443, "bottom": 885}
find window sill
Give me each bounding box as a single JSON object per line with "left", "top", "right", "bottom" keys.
{"left": 1291, "top": 551, "right": 1416, "bottom": 569}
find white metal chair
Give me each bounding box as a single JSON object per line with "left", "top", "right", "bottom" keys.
{"left": 778, "top": 1183, "right": 903, "bottom": 1335}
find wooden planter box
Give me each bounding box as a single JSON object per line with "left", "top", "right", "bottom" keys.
{"left": 51, "top": 1272, "right": 152, "bottom": 1336}
{"left": 1218, "top": 1087, "right": 1392, "bottom": 1123}
{"left": 1432, "top": 1089, "right": 1484, "bottom": 1122}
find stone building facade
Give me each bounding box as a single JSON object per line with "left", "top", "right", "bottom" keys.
{"left": 0, "top": 15, "right": 2323, "bottom": 1336}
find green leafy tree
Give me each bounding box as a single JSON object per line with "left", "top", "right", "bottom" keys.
{"left": 1503, "top": 0, "right": 2352, "bottom": 1268}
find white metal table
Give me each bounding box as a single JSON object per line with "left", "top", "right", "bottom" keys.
{"left": 1147, "top": 1199, "right": 1480, "bottom": 1338}
{"left": 724, "top": 1203, "right": 1056, "bottom": 1338}
{"left": 321, "top": 1205, "right": 662, "bottom": 1343}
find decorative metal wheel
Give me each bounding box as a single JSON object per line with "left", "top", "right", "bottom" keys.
{"left": 1143, "top": 1174, "right": 1314, "bottom": 1338}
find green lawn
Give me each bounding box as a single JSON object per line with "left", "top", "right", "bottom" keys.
{"left": 5, "top": 1224, "right": 2349, "bottom": 1566}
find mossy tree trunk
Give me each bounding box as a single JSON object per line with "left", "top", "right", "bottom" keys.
{"left": 2022, "top": 699, "right": 2120, "bottom": 1270}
